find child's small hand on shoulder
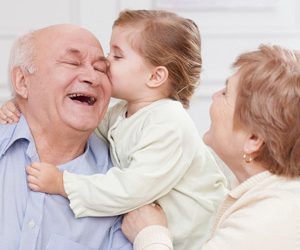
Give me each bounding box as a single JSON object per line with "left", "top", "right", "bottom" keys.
{"left": 0, "top": 99, "right": 20, "bottom": 124}
{"left": 26, "top": 162, "right": 67, "bottom": 197}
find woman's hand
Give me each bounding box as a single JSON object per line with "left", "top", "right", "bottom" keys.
{"left": 122, "top": 204, "right": 168, "bottom": 243}
{"left": 0, "top": 99, "right": 20, "bottom": 124}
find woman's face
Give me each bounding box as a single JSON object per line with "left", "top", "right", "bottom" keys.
{"left": 203, "top": 72, "right": 247, "bottom": 170}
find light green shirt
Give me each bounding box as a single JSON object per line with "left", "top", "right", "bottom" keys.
{"left": 64, "top": 99, "right": 227, "bottom": 250}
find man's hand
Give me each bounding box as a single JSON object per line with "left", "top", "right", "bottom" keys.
{"left": 0, "top": 99, "right": 20, "bottom": 124}
{"left": 122, "top": 204, "right": 168, "bottom": 243}
{"left": 26, "top": 162, "right": 67, "bottom": 197}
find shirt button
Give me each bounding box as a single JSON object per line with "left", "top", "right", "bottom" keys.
{"left": 28, "top": 219, "right": 36, "bottom": 229}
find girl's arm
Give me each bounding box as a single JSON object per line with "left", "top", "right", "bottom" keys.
{"left": 63, "top": 121, "right": 191, "bottom": 217}
{"left": 95, "top": 100, "right": 127, "bottom": 140}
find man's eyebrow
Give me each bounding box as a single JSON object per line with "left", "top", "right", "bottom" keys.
{"left": 63, "top": 48, "right": 81, "bottom": 56}
{"left": 63, "top": 49, "right": 107, "bottom": 64}
{"left": 95, "top": 56, "right": 109, "bottom": 71}
{"left": 96, "top": 56, "right": 109, "bottom": 68}
{"left": 97, "top": 56, "right": 108, "bottom": 62}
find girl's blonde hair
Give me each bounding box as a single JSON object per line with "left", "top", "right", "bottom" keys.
{"left": 114, "top": 9, "right": 202, "bottom": 108}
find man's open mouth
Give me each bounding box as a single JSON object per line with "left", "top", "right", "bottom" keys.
{"left": 68, "top": 93, "right": 97, "bottom": 106}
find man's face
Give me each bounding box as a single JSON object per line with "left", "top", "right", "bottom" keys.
{"left": 25, "top": 25, "right": 111, "bottom": 133}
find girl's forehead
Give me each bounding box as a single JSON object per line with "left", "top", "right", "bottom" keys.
{"left": 112, "top": 25, "right": 141, "bottom": 39}
{"left": 111, "top": 26, "right": 142, "bottom": 50}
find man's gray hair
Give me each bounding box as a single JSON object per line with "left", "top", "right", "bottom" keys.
{"left": 8, "top": 30, "right": 37, "bottom": 95}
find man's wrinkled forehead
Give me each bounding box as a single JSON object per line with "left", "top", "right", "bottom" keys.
{"left": 37, "top": 24, "right": 104, "bottom": 56}
{"left": 62, "top": 44, "right": 105, "bottom": 59}
{"left": 39, "top": 34, "right": 104, "bottom": 67}
{"left": 62, "top": 46, "right": 104, "bottom": 58}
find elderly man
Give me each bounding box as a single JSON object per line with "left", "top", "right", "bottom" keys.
{"left": 0, "top": 24, "right": 132, "bottom": 249}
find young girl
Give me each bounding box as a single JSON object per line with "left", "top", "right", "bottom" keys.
{"left": 0, "top": 10, "right": 227, "bottom": 250}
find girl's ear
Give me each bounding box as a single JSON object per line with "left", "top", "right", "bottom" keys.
{"left": 243, "top": 133, "right": 264, "bottom": 155}
{"left": 146, "top": 66, "right": 169, "bottom": 88}
{"left": 11, "top": 67, "right": 29, "bottom": 99}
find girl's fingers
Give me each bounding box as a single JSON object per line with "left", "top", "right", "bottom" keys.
{"left": 27, "top": 174, "right": 39, "bottom": 185}
{"left": 0, "top": 109, "right": 18, "bottom": 123}
{"left": 26, "top": 166, "right": 40, "bottom": 176}
{"left": 6, "top": 101, "right": 21, "bottom": 116}
{"left": 29, "top": 162, "right": 43, "bottom": 171}
{"left": 28, "top": 182, "right": 40, "bottom": 192}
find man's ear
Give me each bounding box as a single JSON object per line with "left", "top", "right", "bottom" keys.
{"left": 11, "top": 67, "right": 29, "bottom": 99}
{"left": 146, "top": 66, "right": 169, "bottom": 88}
{"left": 243, "top": 133, "right": 264, "bottom": 155}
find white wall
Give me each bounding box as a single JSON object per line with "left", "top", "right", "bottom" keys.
{"left": 1, "top": 0, "right": 300, "bottom": 136}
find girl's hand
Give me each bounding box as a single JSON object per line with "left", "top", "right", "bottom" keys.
{"left": 26, "top": 162, "right": 67, "bottom": 197}
{"left": 0, "top": 99, "right": 21, "bottom": 124}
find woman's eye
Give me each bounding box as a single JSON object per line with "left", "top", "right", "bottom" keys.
{"left": 114, "top": 55, "right": 122, "bottom": 59}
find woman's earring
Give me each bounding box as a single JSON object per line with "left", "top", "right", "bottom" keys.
{"left": 243, "top": 153, "right": 253, "bottom": 163}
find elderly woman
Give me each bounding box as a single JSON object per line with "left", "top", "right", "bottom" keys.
{"left": 121, "top": 44, "right": 300, "bottom": 250}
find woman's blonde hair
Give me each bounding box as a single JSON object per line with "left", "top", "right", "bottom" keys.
{"left": 234, "top": 44, "right": 300, "bottom": 177}
{"left": 114, "top": 9, "right": 202, "bottom": 108}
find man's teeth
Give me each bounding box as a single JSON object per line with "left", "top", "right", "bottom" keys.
{"left": 88, "top": 97, "right": 96, "bottom": 105}
{"left": 69, "top": 93, "right": 86, "bottom": 98}
{"left": 68, "top": 93, "right": 96, "bottom": 105}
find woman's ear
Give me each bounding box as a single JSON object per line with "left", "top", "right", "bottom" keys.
{"left": 243, "top": 133, "right": 264, "bottom": 155}
{"left": 11, "top": 67, "right": 29, "bottom": 99}
{"left": 146, "top": 66, "right": 169, "bottom": 88}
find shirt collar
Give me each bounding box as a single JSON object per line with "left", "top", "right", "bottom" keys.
{"left": 0, "top": 116, "right": 108, "bottom": 170}
{"left": 0, "top": 115, "right": 32, "bottom": 157}
{"left": 58, "top": 133, "right": 110, "bottom": 173}
{"left": 229, "top": 171, "right": 272, "bottom": 199}
{"left": 58, "top": 139, "right": 91, "bottom": 172}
